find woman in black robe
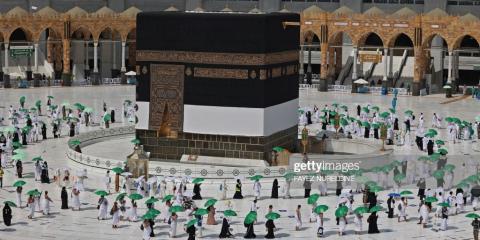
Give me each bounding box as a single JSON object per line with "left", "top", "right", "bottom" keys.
{"left": 61, "top": 187, "right": 68, "bottom": 209}
{"left": 186, "top": 224, "right": 196, "bottom": 240}
{"left": 373, "top": 127, "right": 379, "bottom": 139}
{"left": 13, "top": 131, "right": 19, "bottom": 142}
{"left": 111, "top": 110, "right": 116, "bottom": 123}
{"left": 16, "top": 160, "right": 22, "bottom": 178}
{"left": 364, "top": 127, "right": 370, "bottom": 138}
{"left": 271, "top": 179, "right": 279, "bottom": 199}
{"left": 427, "top": 140, "right": 434, "bottom": 155}
{"left": 53, "top": 123, "right": 58, "bottom": 138}
{"left": 321, "top": 121, "right": 327, "bottom": 130}
{"left": 192, "top": 183, "right": 202, "bottom": 200}
{"left": 306, "top": 111, "right": 312, "bottom": 125}
{"left": 394, "top": 118, "right": 399, "bottom": 131}
{"left": 42, "top": 123, "right": 47, "bottom": 140}
{"left": 41, "top": 161, "right": 50, "bottom": 183}
{"left": 69, "top": 123, "right": 75, "bottom": 137}
{"left": 367, "top": 212, "right": 380, "bottom": 233}
{"left": 219, "top": 217, "right": 233, "bottom": 238}
{"left": 3, "top": 203, "right": 12, "bottom": 226}
{"left": 244, "top": 222, "right": 256, "bottom": 238}
{"left": 233, "top": 179, "right": 243, "bottom": 199}
{"left": 265, "top": 219, "right": 276, "bottom": 239}
{"left": 387, "top": 196, "right": 395, "bottom": 218}
{"left": 21, "top": 131, "right": 27, "bottom": 145}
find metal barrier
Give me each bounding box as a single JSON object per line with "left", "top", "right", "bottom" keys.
{"left": 0, "top": 77, "right": 123, "bottom": 89}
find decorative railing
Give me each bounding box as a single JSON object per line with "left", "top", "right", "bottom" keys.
{"left": 66, "top": 126, "right": 290, "bottom": 179}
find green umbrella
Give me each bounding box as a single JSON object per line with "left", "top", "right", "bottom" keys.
{"left": 19, "top": 96, "right": 26, "bottom": 104}
{"left": 13, "top": 149, "right": 26, "bottom": 155}
{"left": 427, "top": 129, "right": 438, "bottom": 136}
{"left": 69, "top": 139, "right": 81, "bottom": 146}
{"left": 169, "top": 205, "right": 185, "bottom": 213}
{"left": 370, "top": 185, "right": 383, "bottom": 193}
{"left": 224, "top": 210, "right": 237, "bottom": 217}
{"left": 379, "top": 112, "right": 390, "bottom": 119}
{"left": 433, "top": 170, "right": 445, "bottom": 180}
{"left": 84, "top": 107, "right": 94, "bottom": 113}
{"left": 13, "top": 180, "right": 26, "bottom": 187}
{"left": 204, "top": 199, "right": 218, "bottom": 208}
{"left": 443, "top": 164, "right": 455, "bottom": 172}
{"left": 371, "top": 106, "right": 380, "bottom": 112}
{"left": 162, "top": 195, "right": 174, "bottom": 202}
{"left": 283, "top": 172, "right": 296, "bottom": 180}
{"left": 147, "top": 209, "right": 161, "bottom": 215}
{"left": 47, "top": 96, "right": 54, "bottom": 99}
{"left": 369, "top": 205, "right": 383, "bottom": 213}
{"left": 111, "top": 167, "right": 123, "bottom": 174}
{"left": 265, "top": 212, "right": 281, "bottom": 220}
{"left": 4, "top": 201, "right": 17, "bottom": 207}
{"left": 365, "top": 181, "right": 377, "bottom": 188}
{"left": 131, "top": 138, "right": 141, "bottom": 145}
{"left": 35, "top": 100, "right": 41, "bottom": 107}
{"left": 73, "top": 103, "right": 85, "bottom": 110}
{"left": 2, "top": 126, "right": 15, "bottom": 133}
{"left": 400, "top": 190, "right": 413, "bottom": 196}
{"left": 438, "top": 202, "right": 450, "bottom": 207}
{"left": 335, "top": 206, "right": 349, "bottom": 217}
{"left": 466, "top": 213, "right": 480, "bottom": 219}
{"left": 185, "top": 219, "right": 198, "bottom": 227}
{"left": 340, "top": 105, "right": 348, "bottom": 111}
{"left": 362, "top": 121, "right": 371, "bottom": 128}
{"left": 249, "top": 175, "right": 263, "bottom": 181}
{"left": 192, "top": 178, "right": 205, "bottom": 184}
{"left": 26, "top": 189, "right": 40, "bottom": 196}
{"left": 424, "top": 132, "right": 435, "bottom": 138}
{"left": 141, "top": 212, "right": 157, "bottom": 220}
{"left": 244, "top": 211, "right": 257, "bottom": 225}
{"left": 389, "top": 108, "right": 396, "bottom": 114}
{"left": 32, "top": 156, "right": 43, "bottom": 162}
{"left": 103, "top": 113, "right": 111, "bottom": 122}
{"left": 314, "top": 205, "right": 329, "bottom": 214}
{"left": 429, "top": 153, "right": 441, "bottom": 162}
{"left": 437, "top": 148, "right": 448, "bottom": 155}
{"left": 332, "top": 103, "right": 339, "bottom": 108}
{"left": 62, "top": 101, "right": 71, "bottom": 107}
{"left": 354, "top": 206, "right": 369, "bottom": 214}
{"left": 425, "top": 196, "right": 438, "bottom": 203}
{"left": 329, "top": 111, "right": 337, "bottom": 117}
{"left": 467, "top": 175, "right": 479, "bottom": 183}
{"left": 128, "top": 193, "right": 143, "bottom": 200}
{"left": 362, "top": 107, "right": 370, "bottom": 113}
{"left": 273, "top": 146, "right": 285, "bottom": 152}
{"left": 12, "top": 154, "right": 25, "bottom": 161}
{"left": 116, "top": 193, "right": 127, "bottom": 201}
{"left": 145, "top": 197, "right": 159, "bottom": 204}
{"left": 435, "top": 140, "right": 445, "bottom": 145}
{"left": 340, "top": 118, "right": 349, "bottom": 127}
{"left": 456, "top": 182, "right": 470, "bottom": 189}
{"left": 193, "top": 208, "right": 209, "bottom": 216}
{"left": 371, "top": 123, "right": 380, "bottom": 129}
{"left": 95, "top": 190, "right": 108, "bottom": 196}
{"left": 394, "top": 173, "right": 406, "bottom": 183}
{"left": 307, "top": 193, "right": 320, "bottom": 205}
{"left": 404, "top": 110, "right": 413, "bottom": 116}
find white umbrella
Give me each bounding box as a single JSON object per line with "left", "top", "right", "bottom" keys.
{"left": 354, "top": 79, "right": 368, "bottom": 84}
{"left": 443, "top": 85, "right": 452, "bottom": 89}
{"left": 121, "top": 172, "right": 132, "bottom": 177}
{"left": 125, "top": 71, "right": 137, "bottom": 76}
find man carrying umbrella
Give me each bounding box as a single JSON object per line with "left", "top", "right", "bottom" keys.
{"left": 472, "top": 216, "right": 480, "bottom": 240}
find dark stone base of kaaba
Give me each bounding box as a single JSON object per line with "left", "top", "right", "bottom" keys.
{"left": 136, "top": 126, "right": 297, "bottom": 163}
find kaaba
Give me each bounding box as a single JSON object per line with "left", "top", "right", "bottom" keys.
{"left": 135, "top": 11, "right": 299, "bottom": 164}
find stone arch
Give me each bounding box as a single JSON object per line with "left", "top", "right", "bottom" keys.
{"left": 7, "top": 27, "right": 33, "bottom": 43}
{"left": 71, "top": 26, "right": 93, "bottom": 41}
{"left": 357, "top": 32, "right": 385, "bottom": 49}
{"left": 422, "top": 33, "right": 449, "bottom": 50}
{"left": 121, "top": 27, "right": 136, "bottom": 42}
{"left": 386, "top": 32, "right": 414, "bottom": 48}
{"left": 93, "top": 26, "right": 121, "bottom": 43}
{"left": 452, "top": 34, "right": 480, "bottom": 50}
{"left": 35, "top": 26, "right": 61, "bottom": 43}
{"left": 328, "top": 31, "right": 353, "bottom": 46}
{"left": 302, "top": 30, "right": 321, "bottom": 45}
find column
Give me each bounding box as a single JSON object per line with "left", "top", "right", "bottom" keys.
{"left": 447, "top": 51, "right": 452, "bottom": 84}
{"left": 319, "top": 43, "right": 328, "bottom": 92}
{"left": 306, "top": 46, "right": 312, "bottom": 84}
{"left": 4, "top": 43, "right": 9, "bottom": 73}
{"left": 327, "top": 47, "right": 336, "bottom": 81}
{"left": 352, "top": 47, "right": 357, "bottom": 80}
{"left": 388, "top": 48, "right": 394, "bottom": 79}
{"left": 85, "top": 41, "right": 89, "bottom": 70}
{"left": 93, "top": 41, "right": 99, "bottom": 73}
{"left": 121, "top": 41, "right": 126, "bottom": 72}
{"left": 299, "top": 45, "right": 304, "bottom": 82}
{"left": 112, "top": 41, "right": 117, "bottom": 70}
{"left": 34, "top": 43, "right": 39, "bottom": 72}
{"left": 62, "top": 39, "right": 71, "bottom": 74}
{"left": 383, "top": 48, "right": 388, "bottom": 81}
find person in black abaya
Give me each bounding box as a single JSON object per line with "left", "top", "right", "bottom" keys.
{"left": 192, "top": 183, "right": 202, "bottom": 200}
{"left": 394, "top": 118, "right": 399, "bottom": 131}
{"left": 3, "top": 203, "right": 12, "bottom": 226}
{"left": 69, "top": 123, "right": 75, "bottom": 137}
{"left": 373, "top": 126, "right": 379, "bottom": 139}
{"left": 306, "top": 111, "right": 312, "bottom": 125}
{"left": 427, "top": 139, "right": 434, "bottom": 155}
{"left": 187, "top": 224, "right": 196, "bottom": 240}
{"left": 367, "top": 212, "right": 379, "bottom": 233}
{"left": 219, "top": 217, "right": 233, "bottom": 238}
{"left": 321, "top": 121, "right": 327, "bottom": 130}
{"left": 233, "top": 179, "right": 243, "bottom": 199}
{"left": 13, "top": 131, "right": 19, "bottom": 142}
{"left": 387, "top": 196, "right": 395, "bottom": 218}
{"left": 111, "top": 110, "right": 116, "bottom": 123}
{"left": 53, "top": 123, "right": 58, "bottom": 138}
{"left": 16, "top": 160, "right": 23, "bottom": 178}
{"left": 265, "top": 219, "right": 276, "bottom": 239}
{"left": 41, "top": 161, "right": 50, "bottom": 183}
{"left": 42, "top": 123, "right": 47, "bottom": 140}
{"left": 61, "top": 187, "right": 68, "bottom": 209}
{"left": 271, "top": 179, "right": 279, "bottom": 199}
{"left": 22, "top": 131, "right": 27, "bottom": 145}
{"left": 364, "top": 127, "right": 370, "bottom": 139}
{"left": 244, "top": 222, "right": 256, "bottom": 238}
{"left": 357, "top": 105, "right": 361, "bottom": 116}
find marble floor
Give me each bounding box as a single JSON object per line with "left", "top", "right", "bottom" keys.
{"left": 0, "top": 86, "right": 479, "bottom": 239}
